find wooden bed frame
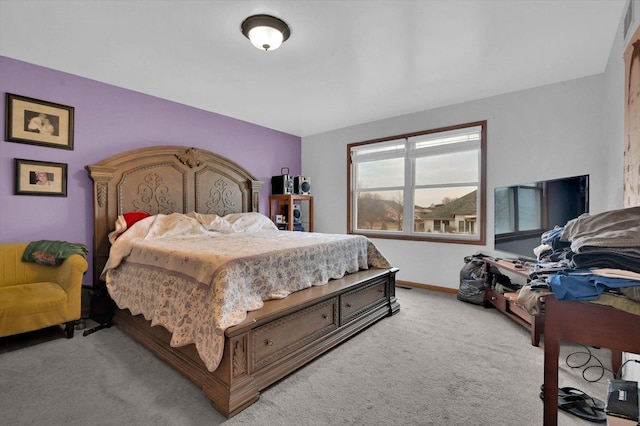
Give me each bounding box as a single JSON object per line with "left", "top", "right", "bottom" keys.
{"left": 86, "top": 145, "right": 400, "bottom": 418}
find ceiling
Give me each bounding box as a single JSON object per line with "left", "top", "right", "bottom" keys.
{"left": 0, "top": 0, "right": 627, "bottom": 137}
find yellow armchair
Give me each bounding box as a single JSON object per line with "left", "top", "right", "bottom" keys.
{"left": 0, "top": 242, "right": 88, "bottom": 338}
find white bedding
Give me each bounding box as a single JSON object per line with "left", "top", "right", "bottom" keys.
{"left": 103, "top": 212, "right": 391, "bottom": 372}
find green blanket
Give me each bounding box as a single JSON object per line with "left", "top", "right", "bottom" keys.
{"left": 22, "top": 240, "right": 88, "bottom": 266}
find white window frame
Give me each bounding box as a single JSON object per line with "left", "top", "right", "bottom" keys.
{"left": 348, "top": 121, "right": 486, "bottom": 245}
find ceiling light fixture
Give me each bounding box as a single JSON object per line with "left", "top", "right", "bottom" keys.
{"left": 241, "top": 14, "right": 290, "bottom": 51}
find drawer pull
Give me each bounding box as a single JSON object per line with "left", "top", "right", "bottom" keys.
{"left": 378, "top": 288, "right": 384, "bottom": 293}
{"left": 266, "top": 339, "right": 274, "bottom": 346}
{"left": 322, "top": 313, "right": 328, "bottom": 319}
{"left": 346, "top": 303, "right": 352, "bottom": 308}
{"left": 491, "top": 296, "right": 497, "bottom": 301}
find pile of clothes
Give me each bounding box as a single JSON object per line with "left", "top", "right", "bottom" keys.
{"left": 533, "top": 206, "right": 640, "bottom": 302}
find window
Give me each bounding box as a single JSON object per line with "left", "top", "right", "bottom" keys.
{"left": 348, "top": 121, "right": 486, "bottom": 244}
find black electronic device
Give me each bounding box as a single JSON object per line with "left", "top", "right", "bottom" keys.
{"left": 82, "top": 285, "right": 115, "bottom": 337}
{"left": 294, "top": 176, "right": 311, "bottom": 195}
{"left": 293, "top": 204, "right": 305, "bottom": 231}
{"left": 494, "top": 174, "right": 589, "bottom": 258}
{"left": 293, "top": 204, "right": 302, "bottom": 223}
{"left": 271, "top": 167, "right": 293, "bottom": 194}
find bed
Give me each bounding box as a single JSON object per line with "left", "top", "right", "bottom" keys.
{"left": 86, "top": 145, "right": 399, "bottom": 418}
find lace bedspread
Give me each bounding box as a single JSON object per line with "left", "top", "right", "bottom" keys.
{"left": 103, "top": 212, "right": 391, "bottom": 372}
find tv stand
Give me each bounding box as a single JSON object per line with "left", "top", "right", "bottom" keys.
{"left": 483, "top": 258, "right": 546, "bottom": 346}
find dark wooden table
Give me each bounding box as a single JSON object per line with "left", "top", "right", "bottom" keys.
{"left": 543, "top": 295, "right": 640, "bottom": 425}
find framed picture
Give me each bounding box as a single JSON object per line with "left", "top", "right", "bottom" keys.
{"left": 5, "top": 93, "right": 74, "bottom": 150}
{"left": 14, "top": 158, "right": 68, "bottom": 197}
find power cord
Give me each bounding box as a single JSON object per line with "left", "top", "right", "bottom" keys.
{"left": 616, "top": 358, "right": 640, "bottom": 380}
{"left": 566, "top": 345, "right": 640, "bottom": 382}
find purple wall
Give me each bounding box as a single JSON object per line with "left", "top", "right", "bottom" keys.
{"left": 0, "top": 56, "right": 301, "bottom": 285}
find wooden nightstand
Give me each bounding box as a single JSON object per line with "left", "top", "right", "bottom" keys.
{"left": 269, "top": 194, "right": 313, "bottom": 231}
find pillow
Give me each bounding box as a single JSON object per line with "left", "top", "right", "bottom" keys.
{"left": 108, "top": 211, "right": 152, "bottom": 244}
{"left": 123, "top": 211, "right": 151, "bottom": 228}
{"left": 224, "top": 212, "right": 278, "bottom": 232}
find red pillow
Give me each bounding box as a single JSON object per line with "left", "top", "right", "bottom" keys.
{"left": 123, "top": 211, "right": 151, "bottom": 228}
{"left": 109, "top": 211, "right": 152, "bottom": 243}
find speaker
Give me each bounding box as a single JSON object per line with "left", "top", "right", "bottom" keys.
{"left": 294, "top": 176, "right": 311, "bottom": 195}
{"left": 271, "top": 175, "right": 293, "bottom": 194}
{"left": 293, "top": 204, "right": 302, "bottom": 223}
{"left": 292, "top": 204, "right": 305, "bottom": 231}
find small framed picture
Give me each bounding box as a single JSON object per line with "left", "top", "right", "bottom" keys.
{"left": 14, "top": 158, "right": 68, "bottom": 197}
{"left": 5, "top": 93, "right": 75, "bottom": 150}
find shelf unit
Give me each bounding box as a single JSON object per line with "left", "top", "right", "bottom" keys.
{"left": 483, "top": 258, "right": 545, "bottom": 346}
{"left": 269, "top": 194, "right": 313, "bottom": 232}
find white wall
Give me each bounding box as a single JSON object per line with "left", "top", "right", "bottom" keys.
{"left": 303, "top": 74, "right": 613, "bottom": 289}
{"left": 304, "top": 0, "right": 640, "bottom": 382}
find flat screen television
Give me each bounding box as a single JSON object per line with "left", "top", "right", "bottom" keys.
{"left": 494, "top": 175, "right": 589, "bottom": 259}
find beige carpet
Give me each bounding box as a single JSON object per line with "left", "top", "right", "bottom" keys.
{"left": 0, "top": 287, "right": 612, "bottom": 425}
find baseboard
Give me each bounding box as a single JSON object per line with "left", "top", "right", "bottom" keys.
{"left": 396, "top": 280, "right": 458, "bottom": 295}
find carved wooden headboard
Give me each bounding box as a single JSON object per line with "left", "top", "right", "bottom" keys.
{"left": 86, "top": 145, "right": 263, "bottom": 286}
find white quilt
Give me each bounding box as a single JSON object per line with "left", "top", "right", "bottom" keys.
{"left": 102, "top": 212, "right": 391, "bottom": 372}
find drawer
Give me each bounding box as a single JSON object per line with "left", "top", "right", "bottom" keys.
{"left": 340, "top": 278, "right": 387, "bottom": 324}
{"left": 508, "top": 300, "right": 533, "bottom": 325}
{"left": 485, "top": 288, "right": 507, "bottom": 310}
{"left": 251, "top": 297, "right": 338, "bottom": 369}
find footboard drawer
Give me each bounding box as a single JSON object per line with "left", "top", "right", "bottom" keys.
{"left": 251, "top": 297, "right": 338, "bottom": 369}
{"left": 340, "top": 277, "right": 387, "bottom": 324}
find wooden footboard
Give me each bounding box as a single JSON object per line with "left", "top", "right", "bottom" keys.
{"left": 113, "top": 267, "right": 399, "bottom": 418}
